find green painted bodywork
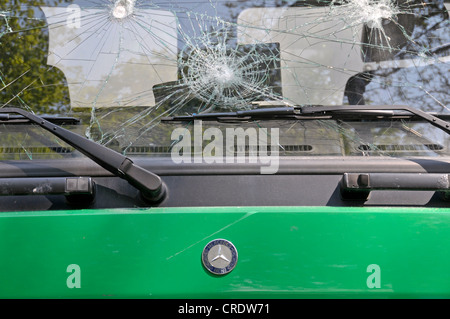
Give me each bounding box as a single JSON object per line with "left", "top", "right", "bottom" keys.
{"left": 1, "top": 206, "right": 450, "bottom": 298}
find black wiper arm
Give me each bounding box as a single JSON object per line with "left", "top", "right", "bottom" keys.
{"left": 0, "top": 108, "right": 166, "bottom": 204}
{"left": 162, "top": 105, "right": 450, "bottom": 135}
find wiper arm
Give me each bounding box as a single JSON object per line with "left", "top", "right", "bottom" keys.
{"left": 0, "top": 108, "right": 167, "bottom": 204}
{"left": 162, "top": 105, "right": 450, "bottom": 135}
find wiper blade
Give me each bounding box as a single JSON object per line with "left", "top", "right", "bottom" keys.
{"left": 162, "top": 107, "right": 299, "bottom": 121}
{"left": 0, "top": 113, "right": 81, "bottom": 125}
{"left": 0, "top": 108, "right": 167, "bottom": 204}
{"left": 162, "top": 105, "right": 450, "bottom": 135}
{"left": 300, "top": 105, "right": 450, "bottom": 135}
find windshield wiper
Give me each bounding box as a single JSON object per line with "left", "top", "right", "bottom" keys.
{"left": 0, "top": 113, "right": 81, "bottom": 125}
{"left": 0, "top": 108, "right": 167, "bottom": 204}
{"left": 162, "top": 105, "right": 450, "bottom": 135}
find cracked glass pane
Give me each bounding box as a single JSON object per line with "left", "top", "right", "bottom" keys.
{"left": 0, "top": 0, "right": 449, "bottom": 160}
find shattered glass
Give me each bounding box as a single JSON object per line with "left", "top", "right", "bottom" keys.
{"left": 0, "top": 0, "right": 449, "bottom": 160}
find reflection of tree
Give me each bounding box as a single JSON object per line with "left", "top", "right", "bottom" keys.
{"left": 0, "top": 0, "right": 70, "bottom": 114}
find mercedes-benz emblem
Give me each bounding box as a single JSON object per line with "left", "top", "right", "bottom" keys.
{"left": 202, "top": 239, "right": 238, "bottom": 275}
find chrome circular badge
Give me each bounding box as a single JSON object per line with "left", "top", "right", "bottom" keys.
{"left": 202, "top": 239, "right": 238, "bottom": 275}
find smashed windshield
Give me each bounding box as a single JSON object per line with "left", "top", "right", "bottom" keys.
{"left": 0, "top": 0, "right": 449, "bottom": 161}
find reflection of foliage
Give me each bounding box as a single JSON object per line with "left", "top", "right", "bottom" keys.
{"left": 0, "top": 0, "right": 70, "bottom": 114}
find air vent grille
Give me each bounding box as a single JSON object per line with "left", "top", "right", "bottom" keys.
{"left": 0, "top": 147, "right": 73, "bottom": 154}
{"left": 358, "top": 144, "right": 444, "bottom": 152}
{"left": 124, "top": 144, "right": 314, "bottom": 154}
